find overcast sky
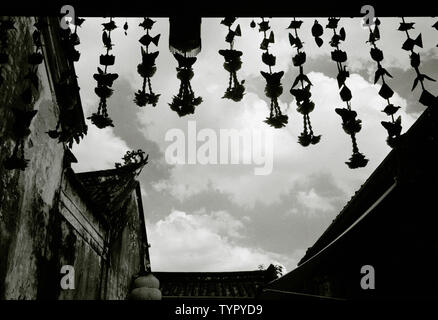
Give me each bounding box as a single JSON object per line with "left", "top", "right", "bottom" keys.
{"left": 71, "top": 17, "right": 438, "bottom": 273}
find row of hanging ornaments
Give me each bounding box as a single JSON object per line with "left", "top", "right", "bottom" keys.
{"left": 85, "top": 17, "right": 438, "bottom": 170}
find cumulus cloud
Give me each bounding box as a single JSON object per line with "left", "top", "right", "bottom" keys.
{"left": 147, "top": 210, "right": 299, "bottom": 272}
{"left": 148, "top": 69, "right": 416, "bottom": 209}
{"left": 297, "top": 188, "right": 335, "bottom": 213}
{"left": 73, "top": 17, "right": 435, "bottom": 273}
{"left": 71, "top": 120, "right": 130, "bottom": 172}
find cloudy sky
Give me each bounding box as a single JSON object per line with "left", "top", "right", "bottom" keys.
{"left": 71, "top": 17, "right": 438, "bottom": 273}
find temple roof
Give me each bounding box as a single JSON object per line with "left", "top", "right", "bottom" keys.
{"left": 75, "top": 165, "right": 139, "bottom": 215}
{"left": 298, "top": 106, "right": 438, "bottom": 265}
{"left": 65, "top": 161, "right": 146, "bottom": 225}
{"left": 261, "top": 107, "right": 438, "bottom": 299}
{"left": 154, "top": 265, "right": 278, "bottom": 299}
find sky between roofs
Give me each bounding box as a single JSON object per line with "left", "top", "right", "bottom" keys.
{"left": 71, "top": 17, "right": 438, "bottom": 272}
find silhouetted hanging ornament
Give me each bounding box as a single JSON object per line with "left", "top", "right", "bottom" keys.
{"left": 433, "top": 20, "right": 438, "bottom": 47}
{"left": 169, "top": 53, "right": 203, "bottom": 116}
{"left": 255, "top": 18, "right": 288, "bottom": 128}
{"left": 0, "top": 18, "right": 16, "bottom": 88}
{"left": 288, "top": 18, "right": 321, "bottom": 146}
{"left": 366, "top": 18, "right": 402, "bottom": 148}
{"left": 134, "top": 17, "right": 161, "bottom": 107}
{"left": 327, "top": 17, "right": 368, "bottom": 169}
{"left": 88, "top": 17, "right": 118, "bottom": 128}
{"left": 123, "top": 19, "right": 128, "bottom": 36}
{"left": 398, "top": 17, "right": 437, "bottom": 109}
{"left": 311, "top": 20, "right": 324, "bottom": 47}
{"left": 3, "top": 134, "right": 31, "bottom": 171}
{"left": 219, "top": 17, "right": 245, "bottom": 102}
{"left": 47, "top": 70, "right": 86, "bottom": 147}
{"left": 46, "top": 17, "right": 87, "bottom": 147}
{"left": 59, "top": 15, "right": 84, "bottom": 63}
{"left": 168, "top": 17, "right": 203, "bottom": 116}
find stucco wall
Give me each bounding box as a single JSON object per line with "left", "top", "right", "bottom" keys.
{"left": 0, "top": 16, "right": 65, "bottom": 299}
{"left": 105, "top": 190, "right": 144, "bottom": 299}
{"left": 0, "top": 17, "right": 145, "bottom": 300}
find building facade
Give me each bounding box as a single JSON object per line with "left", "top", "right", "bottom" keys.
{"left": 0, "top": 16, "right": 150, "bottom": 300}
{"left": 262, "top": 107, "right": 438, "bottom": 300}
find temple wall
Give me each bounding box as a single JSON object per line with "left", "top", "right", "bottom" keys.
{"left": 0, "top": 16, "right": 66, "bottom": 299}
{"left": 0, "top": 17, "right": 145, "bottom": 300}
{"left": 105, "top": 190, "right": 144, "bottom": 300}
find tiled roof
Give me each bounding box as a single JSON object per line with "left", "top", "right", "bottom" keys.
{"left": 299, "top": 106, "right": 438, "bottom": 265}
{"left": 154, "top": 265, "right": 278, "bottom": 299}
{"left": 75, "top": 162, "right": 145, "bottom": 217}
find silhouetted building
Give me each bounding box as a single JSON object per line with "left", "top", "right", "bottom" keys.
{"left": 155, "top": 265, "right": 278, "bottom": 299}
{"left": 0, "top": 16, "right": 150, "bottom": 299}
{"left": 262, "top": 107, "right": 438, "bottom": 300}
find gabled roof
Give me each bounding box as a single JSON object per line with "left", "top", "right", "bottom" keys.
{"left": 154, "top": 265, "right": 278, "bottom": 299}
{"left": 65, "top": 161, "right": 146, "bottom": 224}
{"left": 299, "top": 106, "right": 438, "bottom": 265}
{"left": 262, "top": 107, "right": 438, "bottom": 298}
{"left": 75, "top": 165, "right": 140, "bottom": 216}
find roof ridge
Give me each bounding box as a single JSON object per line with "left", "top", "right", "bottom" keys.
{"left": 75, "top": 162, "right": 145, "bottom": 178}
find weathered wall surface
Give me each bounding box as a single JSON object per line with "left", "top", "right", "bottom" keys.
{"left": 55, "top": 173, "right": 107, "bottom": 300}
{"left": 1, "top": 17, "right": 145, "bottom": 300}
{"left": 0, "top": 16, "right": 65, "bottom": 299}
{"left": 105, "top": 190, "right": 144, "bottom": 300}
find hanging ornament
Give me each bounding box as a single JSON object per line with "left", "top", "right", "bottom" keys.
{"left": 123, "top": 19, "right": 128, "bottom": 36}
{"left": 134, "top": 17, "right": 160, "bottom": 107}
{"left": 398, "top": 17, "right": 437, "bottom": 108}
{"left": 288, "top": 18, "right": 321, "bottom": 146}
{"left": 311, "top": 20, "right": 324, "bottom": 47}
{"left": 168, "top": 17, "right": 203, "bottom": 116}
{"left": 366, "top": 18, "right": 402, "bottom": 148}
{"left": 88, "top": 17, "right": 118, "bottom": 128}
{"left": 4, "top": 17, "right": 42, "bottom": 170}
{"left": 59, "top": 15, "right": 84, "bottom": 63}
{"left": 327, "top": 17, "right": 368, "bottom": 169}
{"left": 219, "top": 17, "right": 245, "bottom": 102}
{"left": 169, "top": 53, "right": 203, "bottom": 116}
{"left": 0, "top": 18, "right": 16, "bottom": 88}
{"left": 4, "top": 107, "right": 38, "bottom": 170}
{"left": 433, "top": 20, "right": 438, "bottom": 47}
{"left": 255, "top": 17, "right": 288, "bottom": 128}
{"left": 58, "top": 15, "right": 83, "bottom": 65}
{"left": 47, "top": 17, "right": 87, "bottom": 147}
